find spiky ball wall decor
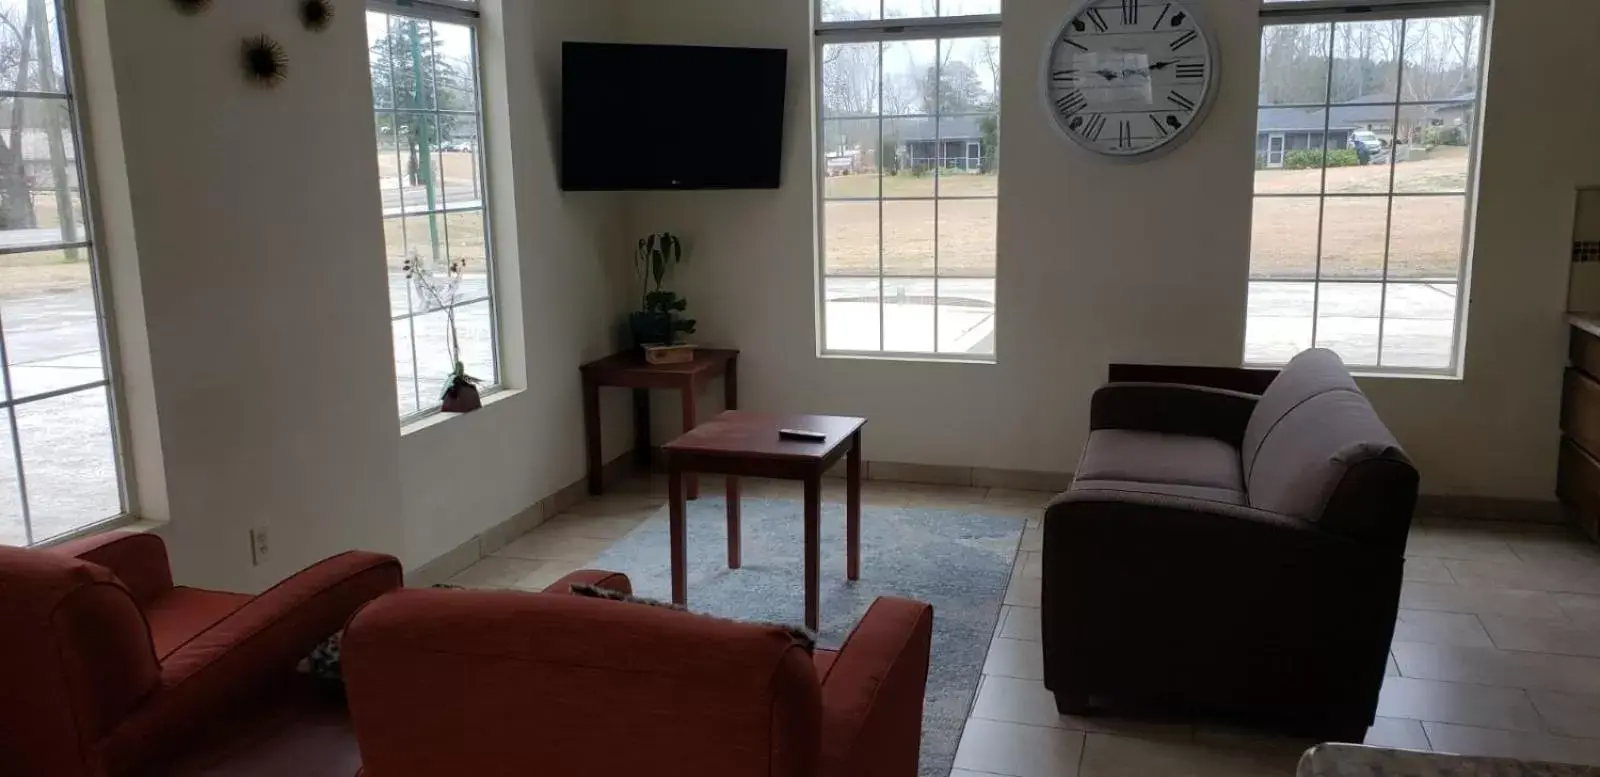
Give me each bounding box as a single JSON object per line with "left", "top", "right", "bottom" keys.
{"left": 172, "top": 0, "right": 212, "bottom": 14}
{"left": 241, "top": 35, "right": 289, "bottom": 87}
{"left": 299, "top": 0, "right": 336, "bottom": 31}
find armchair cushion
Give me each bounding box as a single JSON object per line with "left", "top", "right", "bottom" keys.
{"left": 1071, "top": 479, "right": 1245, "bottom": 506}
{"left": 144, "top": 588, "right": 250, "bottom": 658}
{"left": 1075, "top": 429, "right": 1243, "bottom": 493}
{"left": 1090, "top": 382, "right": 1260, "bottom": 447}
{"left": 52, "top": 531, "right": 174, "bottom": 606}
{"left": 1240, "top": 348, "right": 1361, "bottom": 480}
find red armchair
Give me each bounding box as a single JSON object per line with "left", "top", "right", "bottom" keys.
{"left": 0, "top": 531, "right": 403, "bottom": 777}
{"left": 342, "top": 571, "right": 934, "bottom": 777}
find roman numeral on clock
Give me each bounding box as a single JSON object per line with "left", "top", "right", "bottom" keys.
{"left": 1171, "top": 30, "right": 1198, "bottom": 51}
{"left": 1177, "top": 63, "right": 1205, "bottom": 80}
{"left": 1151, "top": 3, "right": 1171, "bottom": 30}
{"left": 1081, "top": 113, "right": 1107, "bottom": 142}
{"left": 1122, "top": 0, "right": 1138, "bottom": 25}
{"left": 1168, "top": 90, "right": 1197, "bottom": 112}
{"left": 1118, "top": 119, "right": 1133, "bottom": 149}
{"left": 1055, "top": 90, "right": 1088, "bottom": 117}
{"left": 1086, "top": 8, "right": 1108, "bottom": 32}
{"left": 1051, "top": 69, "right": 1078, "bottom": 83}
{"left": 1149, "top": 114, "right": 1169, "bottom": 137}
{"left": 1061, "top": 37, "right": 1088, "bottom": 51}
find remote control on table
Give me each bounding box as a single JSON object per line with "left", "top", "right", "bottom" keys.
{"left": 779, "top": 429, "right": 828, "bottom": 443}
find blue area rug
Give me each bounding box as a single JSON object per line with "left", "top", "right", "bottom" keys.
{"left": 590, "top": 497, "right": 1024, "bottom": 777}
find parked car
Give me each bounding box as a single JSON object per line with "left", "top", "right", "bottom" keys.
{"left": 442, "top": 140, "right": 476, "bottom": 153}
{"left": 1350, "top": 131, "right": 1385, "bottom": 164}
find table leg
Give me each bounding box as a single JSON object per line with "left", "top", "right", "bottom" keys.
{"left": 725, "top": 356, "right": 739, "bottom": 410}
{"left": 804, "top": 474, "right": 821, "bottom": 632}
{"left": 681, "top": 384, "right": 699, "bottom": 500}
{"left": 727, "top": 475, "right": 741, "bottom": 569}
{"left": 632, "top": 389, "right": 652, "bottom": 471}
{"left": 583, "top": 378, "right": 602, "bottom": 495}
{"left": 669, "top": 460, "right": 688, "bottom": 608}
{"left": 847, "top": 431, "right": 862, "bottom": 582}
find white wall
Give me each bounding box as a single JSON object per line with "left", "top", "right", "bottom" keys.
{"left": 615, "top": 0, "right": 1600, "bottom": 502}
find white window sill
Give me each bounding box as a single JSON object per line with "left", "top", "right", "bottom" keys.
{"left": 401, "top": 387, "right": 522, "bottom": 437}
{"left": 819, "top": 351, "right": 997, "bottom": 366}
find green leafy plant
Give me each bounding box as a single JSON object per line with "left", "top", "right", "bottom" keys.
{"left": 631, "top": 233, "right": 697, "bottom": 346}
{"left": 1282, "top": 148, "right": 1361, "bottom": 170}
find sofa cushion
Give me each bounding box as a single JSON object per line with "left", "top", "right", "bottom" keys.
{"left": 1240, "top": 349, "right": 1362, "bottom": 483}
{"left": 1075, "top": 429, "right": 1243, "bottom": 492}
{"left": 1072, "top": 479, "right": 1246, "bottom": 506}
{"left": 1247, "top": 389, "right": 1409, "bottom": 524}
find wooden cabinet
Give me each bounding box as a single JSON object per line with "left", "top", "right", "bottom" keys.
{"left": 1561, "top": 324, "right": 1600, "bottom": 541}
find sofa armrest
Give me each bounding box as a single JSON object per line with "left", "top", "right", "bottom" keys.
{"left": 50, "top": 530, "right": 173, "bottom": 606}
{"left": 1108, "top": 363, "right": 1279, "bottom": 395}
{"left": 819, "top": 597, "right": 933, "bottom": 777}
{"left": 540, "top": 569, "right": 633, "bottom": 595}
{"left": 1090, "top": 383, "right": 1259, "bottom": 447}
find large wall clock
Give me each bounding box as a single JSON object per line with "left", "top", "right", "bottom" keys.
{"left": 1044, "top": 0, "right": 1218, "bottom": 160}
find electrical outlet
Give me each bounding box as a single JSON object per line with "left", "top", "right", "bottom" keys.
{"left": 250, "top": 528, "right": 269, "bottom": 566}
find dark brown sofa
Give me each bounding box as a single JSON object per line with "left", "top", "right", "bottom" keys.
{"left": 1041, "top": 349, "right": 1419, "bottom": 742}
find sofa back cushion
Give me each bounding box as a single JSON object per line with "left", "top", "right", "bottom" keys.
{"left": 1243, "top": 351, "right": 1418, "bottom": 548}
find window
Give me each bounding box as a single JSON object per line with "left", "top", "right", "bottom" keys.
{"left": 1247, "top": 0, "right": 1488, "bottom": 373}
{"left": 366, "top": 0, "right": 498, "bottom": 418}
{"left": 815, "top": 0, "right": 1001, "bottom": 359}
{"left": 0, "top": 0, "right": 126, "bottom": 547}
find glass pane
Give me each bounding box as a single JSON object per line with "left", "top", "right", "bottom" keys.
{"left": 392, "top": 113, "right": 446, "bottom": 215}
{"left": 0, "top": 97, "right": 85, "bottom": 250}
{"left": 1400, "top": 16, "right": 1484, "bottom": 104}
{"left": 393, "top": 317, "right": 419, "bottom": 417}
{"left": 1259, "top": 23, "right": 1331, "bottom": 106}
{"left": 431, "top": 20, "right": 478, "bottom": 114}
{"left": 883, "top": 277, "right": 934, "bottom": 352}
{"left": 1246, "top": 282, "right": 1314, "bottom": 364}
{"left": 938, "top": 115, "right": 997, "bottom": 192}
{"left": 822, "top": 43, "right": 881, "bottom": 118}
{"left": 1381, "top": 282, "right": 1457, "bottom": 369}
{"left": 882, "top": 40, "right": 937, "bottom": 116}
{"left": 1315, "top": 282, "right": 1381, "bottom": 366}
{"left": 382, "top": 216, "right": 411, "bottom": 317}
{"left": 379, "top": 16, "right": 437, "bottom": 111}
{"left": 1394, "top": 130, "right": 1472, "bottom": 194}
{"left": 412, "top": 308, "right": 455, "bottom": 406}
{"left": 937, "top": 198, "right": 994, "bottom": 277}
{"left": 882, "top": 200, "right": 934, "bottom": 276}
{"left": 451, "top": 300, "right": 497, "bottom": 387}
{"left": 939, "top": 38, "right": 1000, "bottom": 115}
{"left": 367, "top": 12, "right": 395, "bottom": 109}
{"left": 1250, "top": 197, "right": 1320, "bottom": 280}
{"left": 375, "top": 114, "right": 406, "bottom": 216}
{"left": 0, "top": 411, "right": 19, "bottom": 546}
{"left": 821, "top": 0, "right": 880, "bottom": 22}
{"left": 885, "top": 0, "right": 937, "bottom": 19}
{"left": 883, "top": 117, "right": 936, "bottom": 197}
{"left": 941, "top": 0, "right": 998, "bottom": 15}
{"left": 1319, "top": 197, "right": 1389, "bottom": 279}
{"left": 823, "top": 201, "right": 879, "bottom": 277}
{"left": 938, "top": 278, "right": 995, "bottom": 356}
{"left": 1, "top": 253, "right": 104, "bottom": 400}
{"left": 445, "top": 211, "right": 488, "bottom": 282}
{"left": 403, "top": 214, "right": 449, "bottom": 311}
{"left": 438, "top": 120, "right": 480, "bottom": 209}
{"left": 823, "top": 118, "right": 881, "bottom": 198}
{"left": 1331, "top": 19, "right": 1402, "bottom": 104}
{"left": 1324, "top": 124, "right": 1395, "bottom": 195}
{"left": 1388, "top": 195, "right": 1465, "bottom": 281}
{"left": 0, "top": 0, "right": 66, "bottom": 94}
{"left": 1254, "top": 113, "right": 1323, "bottom": 194}
{"left": 17, "top": 387, "right": 121, "bottom": 543}
{"left": 825, "top": 277, "right": 880, "bottom": 352}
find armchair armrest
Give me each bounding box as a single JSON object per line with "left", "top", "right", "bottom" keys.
{"left": 50, "top": 530, "right": 173, "bottom": 606}
{"left": 819, "top": 597, "right": 933, "bottom": 777}
{"left": 540, "top": 569, "right": 633, "bottom": 595}
{"left": 1108, "top": 363, "right": 1279, "bottom": 395}
{"left": 1090, "top": 383, "right": 1259, "bottom": 447}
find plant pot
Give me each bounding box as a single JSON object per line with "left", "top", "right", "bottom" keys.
{"left": 441, "top": 382, "right": 482, "bottom": 413}
{"left": 629, "top": 311, "right": 675, "bottom": 348}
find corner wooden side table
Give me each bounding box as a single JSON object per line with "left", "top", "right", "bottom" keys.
{"left": 580, "top": 348, "right": 739, "bottom": 500}
{"left": 662, "top": 410, "right": 866, "bottom": 631}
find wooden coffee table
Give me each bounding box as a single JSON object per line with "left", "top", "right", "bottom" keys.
{"left": 662, "top": 411, "right": 866, "bottom": 631}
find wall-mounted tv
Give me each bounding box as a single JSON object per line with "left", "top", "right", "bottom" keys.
{"left": 561, "top": 42, "right": 788, "bottom": 192}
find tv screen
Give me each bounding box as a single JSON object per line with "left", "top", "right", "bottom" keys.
{"left": 561, "top": 42, "right": 788, "bottom": 192}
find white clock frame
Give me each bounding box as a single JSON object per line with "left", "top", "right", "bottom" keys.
{"left": 1039, "top": 0, "right": 1221, "bottom": 162}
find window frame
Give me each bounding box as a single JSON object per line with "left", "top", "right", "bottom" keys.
{"left": 813, "top": 5, "right": 1003, "bottom": 363}
{"left": 1248, "top": 0, "right": 1490, "bottom": 376}
{"left": 0, "top": 0, "right": 133, "bottom": 546}
{"left": 367, "top": 0, "right": 503, "bottom": 422}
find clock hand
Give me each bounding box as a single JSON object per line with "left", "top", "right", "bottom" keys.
{"left": 1149, "top": 59, "right": 1180, "bottom": 70}
{"left": 1094, "top": 68, "right": 1119, "bottom": 81}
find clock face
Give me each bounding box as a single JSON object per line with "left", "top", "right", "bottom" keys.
{"left": 1045, "top": 0, "right": 1216, "bottom": 158}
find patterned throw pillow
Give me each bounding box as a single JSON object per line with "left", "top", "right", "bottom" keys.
{"left": 568, "top": 582, "right": 817, "bottom": 653}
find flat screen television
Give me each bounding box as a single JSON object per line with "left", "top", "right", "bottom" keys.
{"left": 561, "top": 42, "right": 788, "bottom": 191}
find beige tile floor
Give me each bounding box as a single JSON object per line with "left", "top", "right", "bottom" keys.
{"left": 447, "top": 477, "right": 1600, "bottom": 776}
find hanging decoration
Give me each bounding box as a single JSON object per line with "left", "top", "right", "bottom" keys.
{"left": 298, "top": 0, "right": 336, "bottom": 31}
{"left": 172, "top": 0, "right": 213, "bottom": 13}
{"left": 241, "top": 35, "right": 289, "bottom": 87}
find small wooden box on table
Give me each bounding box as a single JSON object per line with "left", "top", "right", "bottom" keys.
{"left": 580, "top": 348, "right": 738, "bottom": 499}
{"left": 662, "top": 411, "right": 866, "bottom": 631}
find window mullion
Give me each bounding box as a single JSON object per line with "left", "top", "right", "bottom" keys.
{"left": 1377, "top": 19, "right": 1411, "bottom": 367}
{"left": 1309, "top": 21, "right": 1337, "bottom": 351}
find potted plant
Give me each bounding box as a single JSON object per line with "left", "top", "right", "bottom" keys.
{"left": 631, "top": 232, "right": 697, "bottom": 348}
{"left": 403, "top": 249, "right": 483, "bottom": 413}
